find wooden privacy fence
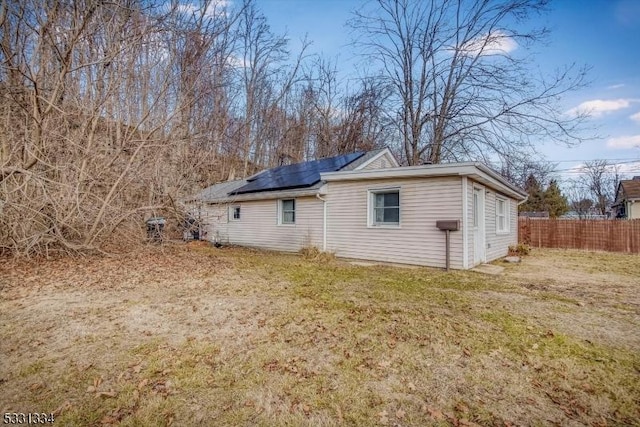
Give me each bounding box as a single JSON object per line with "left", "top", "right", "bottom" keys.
{"left": 519, "top": 218, "right": 640, "bottom": 253}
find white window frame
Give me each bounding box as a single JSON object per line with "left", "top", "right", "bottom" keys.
{"left": 496, "top": 197, "right": 510, "bottom": 234}
{"left": 278, "top": 199, "right": 296, "bottom": 225}
{"left": 367, "top": 188, "right": 401, "bottom": 228}
{"left": 230, "top": 206, "right": 241, "bottom": 221}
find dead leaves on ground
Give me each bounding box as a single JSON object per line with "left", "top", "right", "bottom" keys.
{"left": 3, "top": 246, "right": 638, "bottom": 426}
{"left": 378, "top": 405, "right": 485, "bottom": 427}
{"left": 0, "top": 244, "right": 231, "bottom": 292}
{"left": 86, "top": 376, "right": 116, "bottom": 398}
{"left": 261, "top": 356, "right": 319, "bottom": 380}
{"left": 73, "top": 356, "right": 180, "bottom": 425}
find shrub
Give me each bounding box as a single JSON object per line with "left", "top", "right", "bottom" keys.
{"left": 299, "top": 246, "right": 335, "bottom": 262}
{"left": 508, "top": 243, "right": 531, "bottom": 256}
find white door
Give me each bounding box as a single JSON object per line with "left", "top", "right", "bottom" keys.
{"left": 473, "top": 187, "right": 485, "bottom": 265}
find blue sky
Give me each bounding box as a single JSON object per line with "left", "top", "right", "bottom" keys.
{"left": 258, "top": 0, "right": 640, "bottom": 179}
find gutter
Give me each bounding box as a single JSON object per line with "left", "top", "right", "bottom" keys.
{"left": 202, "top": 187, "right": 322, "bottom": 204}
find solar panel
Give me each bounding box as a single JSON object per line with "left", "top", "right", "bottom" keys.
{"left": 230, "top": 152, "right": 365, "bottom": 195}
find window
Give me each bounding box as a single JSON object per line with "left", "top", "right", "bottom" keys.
{"left": 369, "top": 189, "right": 400, "bottom": 226}
{"left": 280, "top": 199, "right": 295, "bottom": 224}
{"left": 473, "top": 191, "right": 479, "bottom": 227}
{"left": 496, "top": 197, "right": 509, "bottom": 233}
{"left": 230, "top": 206, "right": 241, "bottom": 221}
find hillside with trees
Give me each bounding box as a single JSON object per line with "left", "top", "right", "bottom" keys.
{"left": 0, "top": 0, "right": 587, "bottom": 256}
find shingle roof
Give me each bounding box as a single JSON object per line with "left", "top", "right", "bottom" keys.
{"left": 621, "top": 179, "right": 640, "bottom": 200}
{"left": 194, "top": 179, "right": 248, "bottom": 203}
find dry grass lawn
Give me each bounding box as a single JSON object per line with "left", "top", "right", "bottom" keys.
{"left": 1, "top": 244, "right": 638, "bottom": 426}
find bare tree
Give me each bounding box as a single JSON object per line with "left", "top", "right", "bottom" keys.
{"left": 303, "top": 57, "right": 341, "bottom": 158}
{"left": 235, "top": 0, "right": 309, "bottom": 176}
{"left": 0, "top": 0, "right": 242, "bottom": 256}
{"left": 349, "top": 0, "right": 589, "bottom": 165}
{"left": 576, "top": 160, "right": 621, "bottom": 216}
{"left": 497, "top": 155, "right": 558, "bottom": 190}
{"left": 335, "top": 77, "right": 392, "bottom": 153}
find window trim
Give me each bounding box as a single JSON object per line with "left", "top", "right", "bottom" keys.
{"left": 278, "top": 198, "right": 296, "bottom": 226}
{"left": 230, "top": 206, "right": 241, "bottom": 221}
{"left": 496, "top": 196, "right": 510, "bottom": 234}
{"left": 367, "top": 188, "right": 401, "bottom": 228}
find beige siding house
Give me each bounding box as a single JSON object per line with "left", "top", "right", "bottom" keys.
{"left": 612, "top": 177, "right": 640, "bottom": 219}
{"left": 198, "top": 197, "right": 324, "bottom": 251}
{"left": 191, "top": 149, "right": 527, "bottom": 269}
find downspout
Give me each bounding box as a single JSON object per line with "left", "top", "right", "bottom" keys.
{"left": 316, "top": 194, "right": 327, "bottom": 251}
{"left": 462, "top": 177, "right": 468, "bottom": 269}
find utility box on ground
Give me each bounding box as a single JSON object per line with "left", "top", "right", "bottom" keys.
{"left": 146, "top": 217, "right": 166, "bottom": 242}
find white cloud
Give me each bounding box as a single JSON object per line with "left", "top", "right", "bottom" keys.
{"left": 618, "top": 161, "right": 640, "bottom": 175}
{"left": 566, "top": 160, "right": 640, "bottom": 176}
{"left": 630, "top": 111, "right": 640, "bottom": 122}
{"left": 607, "top": 83, "right": 625, "bottom": 90}
{"left": 226, "top": 54, "right": 246, "bottom": 68}
{"left": 566, "top": 98, "right": 634, "bottom": 117}
{"left": 607, "top": 135, "right": 640, "bottom": 149}
{"left": 177, "top": 1, "right": 229, "bottom": 18}
{"left": 459, "top": 31, "right": 518, "bottom": 56}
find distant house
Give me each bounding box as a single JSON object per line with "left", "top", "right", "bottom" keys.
{"left": 519, "top": 211, "right": 549, "bottom": 218}
{"left": 612, "top": 176, "right": 640, "bottom": 219}
{"left": 190, "top": 148, "right": 527, "bottom": 269}
{"left": 560, "top": 210, "right": 607, "bottom": 220}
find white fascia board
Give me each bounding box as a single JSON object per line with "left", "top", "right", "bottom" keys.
{"left": 322, "top": 162, "right": 478, "bottom": 182}
{"left": 353, "top": 148, "right": 400, "bottom": 170}
{"left": 321, "top": 162, "right": 527, "bottom": 200}
{"left": 205, "top": 187, "right": 321, "bottom": 204}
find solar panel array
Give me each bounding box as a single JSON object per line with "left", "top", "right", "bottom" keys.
{"left": 229, "top": 152, "right": 365, "bottom": 195}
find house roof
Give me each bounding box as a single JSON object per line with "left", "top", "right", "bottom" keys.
{"left": 193, "top": 179, "right": 248, "bottom": 203}
{"left": 192, "top": 149, "right": 393, "bottom": 204}
{"left": 229, "top": 152, "right": 365, "bottom": 195}
{"left": 339, "top": 148, "right": 399, "bottom": 170}
{"left": 620, "top": 179, "right": 640, "bottom": 200}
{"left": 519, "top": 211, "right": 549, "bottom": 218}
{"left": 321, "top": 162, "right": 528, "bottom": 201}
{"left": 191, "top": 150, "right": 527, "bottom": 204}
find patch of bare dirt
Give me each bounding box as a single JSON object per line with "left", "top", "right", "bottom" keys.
{"left": 502, "top": 250, "right": 640, "bottom": 308}
{"left": 493, "top": 250, "right": 640, "bottom": 351}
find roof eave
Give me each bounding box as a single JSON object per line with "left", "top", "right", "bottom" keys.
{"left": 321, "top": 163, "right": 527, "bottom": 200}
{"left": 202, "top": 186, "right": 323, "bottom": 204}
{"left": 352, "top": 147, "right": 400, "bottom": 170}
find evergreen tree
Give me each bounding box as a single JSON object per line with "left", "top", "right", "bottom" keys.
{"left": 544, "top": 180, "right": 569, "bottom": 218}
{"left": 518, "top": 174, "right": 545, "bottom": 213}
{"left": 518, "top": 175, "right": 569, "bottom": 218}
